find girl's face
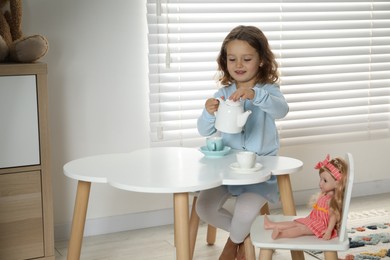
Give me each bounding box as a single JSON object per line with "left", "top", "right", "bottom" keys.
{"left": 225, "top": 39, "right": 262, "bottom": 89}
{"left": 319, "top": 171, "right": 338, "bottom": 194}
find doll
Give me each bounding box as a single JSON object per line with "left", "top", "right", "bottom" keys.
{"left": 264, "top": 154, "right": 348, "bottom": 240}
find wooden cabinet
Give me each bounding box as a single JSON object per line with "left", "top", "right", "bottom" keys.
{"left": 0, "top": 63, "right": 54, "bottom": 260}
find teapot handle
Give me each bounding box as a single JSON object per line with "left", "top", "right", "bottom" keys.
{"left": 216, "top": 97, "right": 224, "bottom": 103}
{"left": 213, "top": 97, "right": 223, "bottom": 117}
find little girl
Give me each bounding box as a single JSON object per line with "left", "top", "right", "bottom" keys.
{"left": 197, "top": 25, "right": 288, "bottom": 259}
{"left": 264, "top": 154, "right": 348, "bottom": 240}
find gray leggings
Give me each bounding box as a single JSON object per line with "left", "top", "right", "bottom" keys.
{"left": 196, "top": 186, "right": 267, "bottom": 244}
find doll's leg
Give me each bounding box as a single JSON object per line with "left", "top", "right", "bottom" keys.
{"left": 196, "top": 186, "right": 232, "bottom": 231}
{"left": 264, "top": 215, "right": 298, "bottom": 230}
{"left": 272, "top": 223, "right": 313, "bottom": 239}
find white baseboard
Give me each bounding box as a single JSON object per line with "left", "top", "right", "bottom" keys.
{"left": 54, "top": 179, "right": 390, "bottom": 242}
{"left": 54, "top": 208, "right": 174, "bottom": 241}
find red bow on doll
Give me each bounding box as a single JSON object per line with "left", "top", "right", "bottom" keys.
{"left": 315, "top": 154, "right": 342, "bottom": 181}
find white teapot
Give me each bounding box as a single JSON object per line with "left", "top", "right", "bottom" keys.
{"left": 214, "top": 98, "right": 252, "bottom": 134}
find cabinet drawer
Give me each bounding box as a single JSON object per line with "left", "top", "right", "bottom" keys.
{"left": 0, "top": 75, "right": 40, "bottom": 168}
{"left": 0, "top": 171, "right": 44, "bottom": 259}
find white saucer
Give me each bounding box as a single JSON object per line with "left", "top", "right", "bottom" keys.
{"left": 199, "top": 146, "right": 231, "bottom": 157}
{"left": 229, "top": 162, "right": 263, "bottom": 173}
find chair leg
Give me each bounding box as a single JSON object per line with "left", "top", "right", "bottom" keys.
{"left": 251, "top": 202, "right": 271, "bottom": 259}
{"left": 259, "top": 249, "right": 273, "bottom": 260}
{"left": 324, "top": 251, "right": 338, "bottom": 260}
{"left": 243, "top": 236, "right": 256, "bottom": 260}
{"left": 291, "top": 250, "right": 305, "bottom": 260}
{"left": 260, "top": 202, "right": 270, "bottom": 215}
{"left": 189, "top": 196, "right": 200, "bottom": 259}
{"left": 206, "top": 225, "right": 217, "bottom": 245}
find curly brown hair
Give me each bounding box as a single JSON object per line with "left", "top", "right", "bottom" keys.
{"left": 216, "top": 25, "right": 279, "bottom": 86}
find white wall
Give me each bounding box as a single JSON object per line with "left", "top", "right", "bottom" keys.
{"left": 23, "top": 0, "right": 390, "bottom": 240}
{"left": 23, "top": 0, "right": 174, "bottom": 232}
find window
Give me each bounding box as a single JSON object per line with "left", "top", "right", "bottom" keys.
{"left": 146, "top": 0, "right": 390, "bottom": 147}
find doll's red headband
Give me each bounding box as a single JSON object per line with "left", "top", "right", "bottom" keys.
{"left": 315, "top": 154, "right": 342, "bottom": 181}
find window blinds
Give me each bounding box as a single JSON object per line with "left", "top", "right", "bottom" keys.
{"left": 146, "top": 0, "right": 390, "bottom": 147}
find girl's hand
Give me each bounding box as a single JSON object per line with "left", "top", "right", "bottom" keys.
{"left": 229, "top": 88, "right": 255, "bottom": 102}
{"left": 205, "top": 97, "right": 223, "bottom": 115}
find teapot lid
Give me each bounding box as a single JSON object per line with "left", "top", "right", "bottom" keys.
{"left": 225, "top": 99, "right": 241, "bottom": 106}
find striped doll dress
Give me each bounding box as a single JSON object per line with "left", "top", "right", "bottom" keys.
{"left": 294, "top": 193, "right": 337, "bottom": 239}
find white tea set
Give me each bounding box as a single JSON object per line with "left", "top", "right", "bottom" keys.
{"left": 199, "top": 98, "right": 262, "bottom": 172}
{"left": 230, "top": 151, "right": 263, "bottom": 174}
{"left": 199, "top": 136, "right": 262, "bottom": 173}
{"left": 199, "top": 136, "right": 231, "bottom": 157}
{"left": 199, "top": 98, "right": 252, "bottom": 157}
{"left": 214, "top": 98, "right": 252, "bottom": 134}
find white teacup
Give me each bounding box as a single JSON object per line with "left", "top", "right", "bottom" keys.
{"left": 236, "top": 151, "right": 256, "bottom": 169}
{"left": 206, "top": 136, "right": 224, "bottom": 151}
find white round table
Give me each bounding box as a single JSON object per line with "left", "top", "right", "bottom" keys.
{"left": 64, "top": 147, "right": 303, "bottom": 260}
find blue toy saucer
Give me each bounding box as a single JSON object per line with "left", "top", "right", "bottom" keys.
{"left": 199, "top": 146, "right": 231, "bottom": 158}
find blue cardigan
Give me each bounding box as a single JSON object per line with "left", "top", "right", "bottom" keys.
{"left": 197, "top": 82, "right": 289, "bottom": 203}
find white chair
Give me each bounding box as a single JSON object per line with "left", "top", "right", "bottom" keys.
{"left": 249, "top": 153, "right": 354, "bottom": 260}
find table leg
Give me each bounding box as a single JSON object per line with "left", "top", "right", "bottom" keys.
{"left": 173, "top": 192, "right": 190, "bottom": 260}
{"left": 67, "top": 181, "right": 91, "bottom": 260}
{"left": 276, "top": 175, "right": 297, "bottom": 215}
{"left": 206, "top": 225, "right": 217, "bottom": 245}
{"left": 189, "top": 196, "right": 200, "bottom": 259}
{"left": 276, "top": 175, "right": 305, "bottom": 260}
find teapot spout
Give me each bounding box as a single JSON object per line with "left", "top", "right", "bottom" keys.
{"left": 237, "top": 110, "right": 252, "bottom": 127}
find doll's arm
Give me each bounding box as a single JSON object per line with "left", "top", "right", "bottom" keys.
{"left": 322, "top": 213, "right": 337, "bottom": 240}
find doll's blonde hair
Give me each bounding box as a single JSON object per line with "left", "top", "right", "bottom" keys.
{"left": 320, "top": 157, "right": 348, "bottom": 232}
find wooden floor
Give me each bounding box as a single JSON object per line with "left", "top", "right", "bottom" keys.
{"left": 55, "top": 192, "right": 390, "bottom": 260}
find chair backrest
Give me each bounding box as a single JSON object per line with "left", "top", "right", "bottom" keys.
{"left": 337, "top": 153, "right": 354, "bottom": 242}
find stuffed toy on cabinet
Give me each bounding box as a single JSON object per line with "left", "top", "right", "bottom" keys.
{"left": 0, "top": 0, "right": 48, "bottom": 63}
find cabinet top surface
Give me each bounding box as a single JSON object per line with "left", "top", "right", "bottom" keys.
{"left": 0, "top": 63, "right": 47, "bottom": 75}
